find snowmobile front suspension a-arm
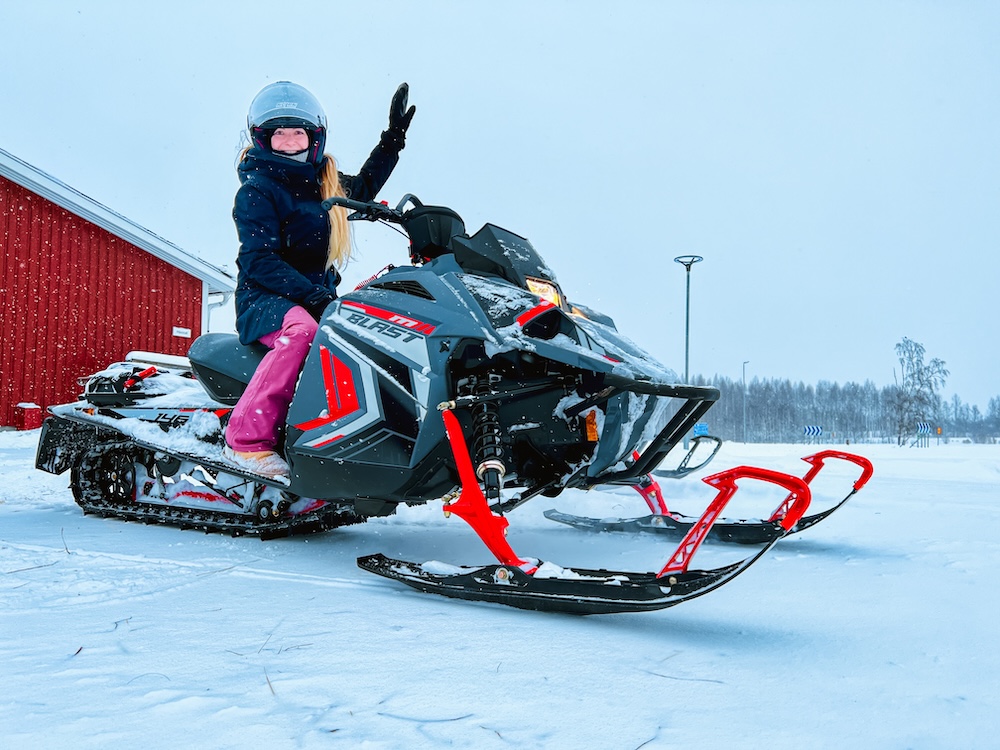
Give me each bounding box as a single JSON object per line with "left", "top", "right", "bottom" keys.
{"left": 356, "top": 409, "right": 813, "bottom": 614}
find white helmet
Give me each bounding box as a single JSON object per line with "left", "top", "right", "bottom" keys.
{"left": 247, "top": 81, "right": 327, "bottom": 163}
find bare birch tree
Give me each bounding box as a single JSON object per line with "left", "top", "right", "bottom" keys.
{"left": 892, "top": 337, "right": 949, "bottom": 445}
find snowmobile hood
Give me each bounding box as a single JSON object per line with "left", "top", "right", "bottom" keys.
{"left": 456, "top": 272, "right": 679, "bottom": 384}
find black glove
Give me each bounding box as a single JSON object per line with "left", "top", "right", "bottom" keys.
{"left": 387, "top": 82, "right": 416, "bottom": 137}
{"left": 303, "top": 289, "right": 336, "bottom": 322}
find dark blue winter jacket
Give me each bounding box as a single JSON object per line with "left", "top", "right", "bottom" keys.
{"left": 233, "top": 133, "right": 403, "bottom": 345}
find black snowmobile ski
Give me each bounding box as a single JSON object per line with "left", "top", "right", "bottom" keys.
{"left": 544, "top": 450, "right": 874, "bottom": 545}
{"left": 357, "top": 549, "right": 774, "bottom": 615}
{"left": 542, "top": 508, "right": 787, "bottom": 544}
{"left": 357, "top": 407, "right": 813, "bottom": 614}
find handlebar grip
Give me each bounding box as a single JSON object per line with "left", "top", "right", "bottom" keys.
{"left": 321, "top": 196, "right": 369, "bottom": 211}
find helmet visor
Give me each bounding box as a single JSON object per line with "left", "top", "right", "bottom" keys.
{"left": 248, "top": 81, "right": 327, "bottom": 131}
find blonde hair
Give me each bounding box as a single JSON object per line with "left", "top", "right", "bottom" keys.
{"left": 318, "top": 155, "right": 352, "bottom": 270}
{"left": 237, "top": 147, "right": 352, "bottom": 270}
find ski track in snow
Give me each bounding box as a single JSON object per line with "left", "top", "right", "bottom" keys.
{"left": 2, "top": 429, "right": 999, "bottom": 749}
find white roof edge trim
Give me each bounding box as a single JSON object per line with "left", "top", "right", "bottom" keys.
{"left": 0, "top": 146, "right": 235, "bottom": 293}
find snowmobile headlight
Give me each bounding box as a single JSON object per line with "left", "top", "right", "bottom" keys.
{"left": 526, "top": 277, "right": 563, "bottom": 308}
{"left": 584, "top": 409, "right": 600, "bottom": 442}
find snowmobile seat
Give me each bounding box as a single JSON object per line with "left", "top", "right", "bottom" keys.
{"left": 187, "top": 333, "right": 269, "bottom": 405}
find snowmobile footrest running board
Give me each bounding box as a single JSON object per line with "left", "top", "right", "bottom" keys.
{"left": 357, "top": 550, "right": 774, "bottom": 615}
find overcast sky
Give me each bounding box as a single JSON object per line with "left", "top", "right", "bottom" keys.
{"left": 3, "top": 1, "right": 998, "bottom": 410}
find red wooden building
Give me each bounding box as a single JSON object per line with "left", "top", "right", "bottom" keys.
{"left": 0, "top": 146, "right": 234, "bottom": 429}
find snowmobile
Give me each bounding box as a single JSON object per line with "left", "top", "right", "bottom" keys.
{"left": 35, "top": 193, "right": 872, "bottom": 614}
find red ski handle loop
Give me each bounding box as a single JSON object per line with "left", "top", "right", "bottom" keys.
{"left": 767, "top": 450, "right": 873, "bottom": 523}
{"left": 800, "top": 450, "right": 874, "bottom": 492}
{"left": 705, "top": 467, "right": 813, "bottom": 531}
{"left": 658, "top": 466, "right": 811, "bottom": 577}
{"left": 439, "top": 409, "right": 534, "bottom": 571}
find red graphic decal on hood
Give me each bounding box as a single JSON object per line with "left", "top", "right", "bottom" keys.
{"left": 294, "top": 347, "right": 360, "bottom": 431}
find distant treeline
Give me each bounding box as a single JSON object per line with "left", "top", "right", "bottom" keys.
{"left": 687, "top": 374, "right": 1000, "bottom": 444}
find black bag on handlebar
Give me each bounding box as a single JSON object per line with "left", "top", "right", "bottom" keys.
{"left": 401, "top": 204, "right": 466, "bottom": 262}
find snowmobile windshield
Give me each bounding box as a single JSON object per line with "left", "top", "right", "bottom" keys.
{"left": 451, "top": 224, "right": 559, "bottom": 291}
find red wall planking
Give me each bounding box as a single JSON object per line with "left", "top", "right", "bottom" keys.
{"left": 0, "top": 175, "right": 203, "bottom": 426}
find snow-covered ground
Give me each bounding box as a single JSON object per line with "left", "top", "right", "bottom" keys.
{"left": 2, "top": 429, "right": 997, "bottom": 749}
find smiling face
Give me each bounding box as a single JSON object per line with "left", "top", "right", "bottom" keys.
{"left": 270, "top": 127, "right": 310, "bottom": 154}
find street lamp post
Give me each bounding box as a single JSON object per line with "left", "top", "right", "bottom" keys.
{"left": 673, "top": 256, "right": 703, "bottom": 384}
{"left": 674, "top": 255, "right": 703, "bottom": 448}
{"left": 742, "top": 360, "right": 750, "bottom": 443}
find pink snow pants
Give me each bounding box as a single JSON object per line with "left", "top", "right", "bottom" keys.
{"left": 225, "top": 306, "right": 318, "bottom": 453}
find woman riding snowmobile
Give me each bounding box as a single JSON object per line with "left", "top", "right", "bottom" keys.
{"left": 225, "top": 80, "right": 416, "bottom": 481}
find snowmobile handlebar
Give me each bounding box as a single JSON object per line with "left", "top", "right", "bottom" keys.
{"left": 322, "top": 194, "right": 467, "bottom": 264}
{"left": 321, "top": 193, "right": 431, "bottom": 222}
{"left": 321, "top": 195, "right": 407, "bottom": 222}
